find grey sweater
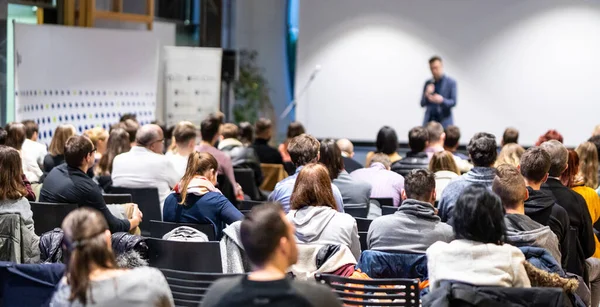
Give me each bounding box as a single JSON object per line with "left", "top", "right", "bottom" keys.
{"left": 367, "top": 199, "right": 454, "bottom": 253}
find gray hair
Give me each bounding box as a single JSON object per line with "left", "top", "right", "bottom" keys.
{"left": 540, "top": 140, "right": 568, "bottom": 177}
{"left": 136, "top": 124, "right": 161, "bottom": 147}
{"left": 370, "top": 153, "right": 391, "bottom": 168}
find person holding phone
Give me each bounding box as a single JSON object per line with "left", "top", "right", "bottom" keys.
{"left": 420, "top": 56, "right": 457, "bottom": 128}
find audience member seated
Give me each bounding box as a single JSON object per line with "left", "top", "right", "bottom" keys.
{"left": 540, "top": 140, "right": 595, "bottom": 279}
{"left": 535, "top": 129, "right": 564, "bottom": 146}
{"left": 195, "top": 116, "right": 242, "bottom": 198}
{"left": 95, "top": 128, "right": 131, "bottom": 191}
{"left": 336, "top": 138, "right": 363, "bottom": 173}
{"left": 502, "top": 127, "right": 519, "bottom": 147}
{"left": 368, "top": 169, "right": 453, "bottom": 252}
{"left": 493, "top": 164, "right": 561, "bottom": 263}
{"left": 279, "top": 121, "right": 305, "bottom": 168}
{"left": 252, "top": 118, "right": 283, "bottom": 165}
{"left": 520, "top": 147, "right": 570, "bottom": 269}
{"left": 238, "top": 121, "right": 254, "bottom": 146}
{"left": 165, "top": 121, "right": 197, "bottom": 178}
{"left": 269, "top": 134, "right": 344, "bottom": 213}
{"left": 6, "top": 122, "right": 43, "bottom": 183}
{"left": 319, "top": 139, "right": 371, "bottom": 210}
{"left": 575, "top": 142, "right": 599, "bottom": 189}
{"left": 365, "top": 126, "right": 402, "bottom": 167}
{"left": 114, "top": 118, "right": 140, "bottom": 147}
{"left": 392, "top": 126, "right": 430, "bottom": 176}
{"left": 21, "top": 120, "right": 47, "bottom": 169}
{"left": 429, "top": 151, "right": 460, "bottom": 201}
{"left": 50, "top": 208, "right": 173, "bottom": 306}
{"left": 427, "top": 121, "right": 472, "bottom": 172}
{"left": 443, "top": 125, "right": 468, "bottom": 160}
{"left": 587, "top": 135, "right": 600, "bottom": 186}
{"left": 83, "top": 127, "right": 108, "bottom": 162}
{"left": 427, "top": 185, "right": 531, "bottom": 289}
{"left": 218, "top": 123, "right": 263, "bottom": 187}
{"left": 438, "top": 132, "right": 497, "bottom": 225}
{"left": 351, "top": 153, "right": 405, "bottom": 207}
{"left": 202, "top": 203, "right": 341, "bottom": 307}
{"left": 112, "top": 124, "right": 180, "bottom": 211}
{"left": 287, "top": 163, "right": 360, "bottom": 260}
{"left": 163, "top": 152, "right": 243, "bottom": 238}
{"left": 43, "top": 124, "right": 76, "bottom": 174}
{"left": 0, "top": 130, "right": 35, "bottom": 201}
{"left": 40, "top": 135, "right": 141, "bottom": 233}
{"left": 0, "top": 146, "right": 39, "bottom": 263}
{"left": 495, "top": 143, "right": 524, "bottom": 168}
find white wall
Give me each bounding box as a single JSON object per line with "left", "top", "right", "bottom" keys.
{"left": 296, "top": 0, "right": 600, "bottom": 147}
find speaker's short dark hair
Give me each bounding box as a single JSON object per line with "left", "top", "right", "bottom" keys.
{"left": 65, "top": 135, "right": 94, "bottom": 168}
{"left": 200, "top": 116, "right": 220, "bottom": 142}
{"left": 468, "top": 132, "right": 497, "bottom": 167}
{"left": 240, "top": 203, "right": 288, "bottom": 266}
{"left": 429, "top": 56, "right": 442, "bottom": 64}
{"left": 404, "top": 169, "right": 436, "bottom": 201}
{"left": 503, "top": 127, "right": 519, "bottom": 145}
{"left": 21, "top": 120, "right": 38, "bottom": 139}
{"left": 520, "top": 147, "right": 551, "bottom": 182}
{"left": 408, "top": 126, "right": 429, "bottom": 152}
{"left": 444, "top": 125, "right": 460, "bottom": 148}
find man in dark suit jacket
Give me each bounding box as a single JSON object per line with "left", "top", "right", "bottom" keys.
{"left": 420, "top": 56, "right": 457, "bottom": 128}
{"left": 252, "top": 118, "right": 283, "bottom": 164}
{"left": 336, "top": 139, "right": 362, "bottom": 173}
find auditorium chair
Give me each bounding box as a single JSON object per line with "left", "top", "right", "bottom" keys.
{"left": 260, "top": 163, "right": 287, "bottom": 191}
{"left": 145, "top": 238, "right": 222, "bottom": 272}
{"left": 148, "top": 220, "right": 216, "bottom": 241}
{"left": 344, "top": 205, "right": 369, "bottom": 218}
{"left": 370, "top": 197, "right": 394, "bottom": 207}
{"left": 102, "top": 193, "right": 133, "bottom": 204}
{"left": 160, "top": 268, "right": 243, "bottom": 307}
{"left": 354, "top": 217, "right": 373, "bottom": 232}
{"left": 30, "top": 202, "right": 78, "bottom": 235}
{"left": 233, "top": 168, "right": 261, "bottom": 201}
{"left": 109, "top": 187, "right": 160, "bottom": 237}
{"left": 238, "top": 200, "right": 264, "bottom": 211}
{"left": 217, "top": 174, "right": 237, "bottom": 205}
{"left": 358, "top": 231, "right": 368, "bottom": 251}
{"left": 381, "top": 206, "right": 398, "bottom": 216}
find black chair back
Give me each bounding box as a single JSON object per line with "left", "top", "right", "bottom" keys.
{"left": 315, "top": 273, "right": 420, "bottom": 306}
{"left": 30, "top": 202, "right": 78, "bottom": 236}
{"left": 381, "top": 205, "right": 398, "bottom": 216}
{"left": 344, "top": 205, "right": 369, "bottom": 218}
{"left": 102, "top": 194, "right": 132, "bottom": 204}
{"left": 217, "top": 174, "right": 237, "bottom": 205}
{"left": 160, "top": 268, "right": 242, "bottom": 307}
{"left": 234, "top": 168, "right": 261, "bottom": 201}
{"left": 149, "top": 220, "right": 216, "bottom": 241}
{"left": 371, "top": 197, "right": 394, "bottom": 207}
{"left": 146, "top": 238, "right": 222, "bottom": 272}
{"left": 355, "top": 217, "right": 373, "bottom": 232}
{"left": 110, "top": 187, "right": 160, "bottom": 236}
{"left": 359, "top": 231, "right": 368, "bottom": 251}
{"left": 238, "top": 200, "right": 264, "bottom": 211}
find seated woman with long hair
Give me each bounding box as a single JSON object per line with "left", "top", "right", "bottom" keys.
{"left": 427, "top": 185, "right": 530, "bottom": 289}
{"left": 44, "top": 124, "right": 76, "bottom": 173}
{"left": 495, "top": 143, "right": 525, "bottom": 168}
{"left": 429, "top": 151, "right": 460, "bottom": 201}
{"left": 95, "top": 128, "right": 131, "bottom": 191}
{"left": 365, "top": 126, "right": 402, "bottom": 167}
{"left": 287, "top": 163, "right": 360, "bottom": 260}
{"left": 163, "top": 152, "right": 243, "bottom": 238}
{"left": 51, "top": 208, "right": 173, "bottom": 306}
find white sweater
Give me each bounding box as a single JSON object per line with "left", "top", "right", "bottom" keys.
{"left": 426, "top": 239, "right": 531, "bottom": 289}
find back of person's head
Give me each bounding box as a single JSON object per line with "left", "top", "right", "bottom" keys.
{"left": 288, "top": 134, "right": 320, "bottom": 167}
{"left": 135, "top": 124, "right": 163, "bottom": 151}
{"left": 0, "top": 146, "right": 27, "bottom": 200}
{"left": 576, "top": 142, "right": 599, "bottom": 189}
{"left": 370, "top": 152, "right": 391, "bottom": 168}
{"left": 426, "top": 121, "right": 445, "bottom": 144}
{"left": 83, "top": 127, "right": 108, "bottom": 148}
{"left": 238, "top": 122, "right": 254, "bottom": 145}
{"left": 64, "top": 135, "right": 94, "bottom": 168}
{"left": 467, "top": 132, "right": 497, "bottom": 167}
{"left": 172, "top": 121, "right": 197, "bottom": 146}
{"left": 0, "top": 128, "right": 7, "bottom": 145}
{"left": 403, "top": 169, "right": 436, "bottom": 203}
{"left": 336, "top": 138, "right": 354, "bottom": 156}
{"left": 49, "top": 124, "right": 76, "bottom": 156}
{"left": 97, "top": 128, "right": 131, "bottom": 175}
{"left": 286, "top": 121, "right": 305, "bottom": 140}
{"left": 22, "top": 119, "right": 39, "bottom": 140}
{"left": 5, "top": 122, "right": 26, "bottom": 150}
{"left": 588, "top": 135, "right": 600, "bottom": 163}
{"left": 241, "top": 202, "right": 297, "bottom": 268}
{"left": 221, "top": 123, "right": 239, "bottom": 140}
{"left": 492, "top": 164, "right": 527, "bottom": 210}
{"left": 495, "top": 143, "right": 525, "bottom": 168}
{"left": 255, "top": 118, "right": 272, "bottom": 140}
{"left": 429, "top": 150, "right": 460, "bottom": 175}
{"left": 453, "top": 185, "right": 506, "bottom": 245}
{"left": 200, "top": 116, "right": 221, "bottom": 143}
{"left": 408, "top": 126, "right": 429, "bottom": 153}
{"left": 119, "top": 113, "right": 137, "bottom": 123}
{"left": 519, "top": 147, "right": 551, "bottom": 183}
{"left": 178, "top": 152, "right": 219, "bottom": 204}
{"left": 560, "top": 150, "right": 579, "bottom": 188}
{"left": 376, "top": 126, "right": 398, "bottom": 155}
{"left": 290, "top": 163, "right": 337, "bottom": 211}
{"left": 540, "top": 140, "right": 568, "bottom": 177}
{"left": 117, "top": 119, "right": 139, "bottom": 144}
{"left": 502, "top": 127, "right": 519, "bottom": 145}
{"left": 319, "top": 138, "right": 344, "bottom": 180}
{"left": 210, "top": 112, "right": 225, "bottom": 126}
{"left": 444, "top": 125, "right": 460, "bottom": 150}
{"left": 535, "top": 130, "right": 563, "bottom": 146}
{"left": 62, "top": 208, "right": 116, "bottom": 304}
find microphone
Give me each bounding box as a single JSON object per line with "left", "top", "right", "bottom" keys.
{"left": 309, "top": 64, "right": 322, "bottom": 80}
{"left": 280, "top": 64, "right": 323, "bottom": 120}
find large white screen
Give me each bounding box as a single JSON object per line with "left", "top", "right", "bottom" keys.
{"left": 296, "top": 0, "right": 600, "bottom": 147}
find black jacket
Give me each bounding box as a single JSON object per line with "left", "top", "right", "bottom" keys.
{"left": 39, "top": 228, "right": 64, "bottom": 263}
{"left": 391, "top": 151, "right": 429, "bottom": 177}
{"left": 252, "top": 138, "right": 283, "bottom": 165}
{"left": 542, "top": 178, "right": 595, "bottom": 279}
{"left": 524, "top": 186, "right": 571, "bottom": 268}
{"left": 343, "top": 157, "right": 363, "bottom": 173}
{"left": 221, "top": 142, "right": 264, "bottom": 186}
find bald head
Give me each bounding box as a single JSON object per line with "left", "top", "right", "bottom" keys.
{"left": 336, "top": 139, "right": 354, "bottom": 157}
{"left": 136, "top": 124, "right": 164, "bottom": 154}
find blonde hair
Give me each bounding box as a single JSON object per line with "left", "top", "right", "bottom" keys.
{"left": 48, "top": 124, "right": 76, "bottom": 156}
{"left": 495, "top": 143, "right": 525, "bottom": 168}
{"left": 576, "top": 142, "right": 599, "bottom": 189}
{"left": 83, "top": 127, "right": 108, "bottom": 148}
{"left": 429, "top": 151, "right": 460, "bottom": 175}
{"left": 168, "top": 121, "right": 197, "bottom": 154}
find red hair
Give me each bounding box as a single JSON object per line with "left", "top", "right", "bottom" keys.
{"left": 535, "top": 130, "right": 563, "bottom": 146}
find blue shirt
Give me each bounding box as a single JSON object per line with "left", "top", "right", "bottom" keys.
{"left": 268, "top": 167, "right": 345, "bottom": 213}
{"left": 163, "top": 191, "right": 244, "bottom": 239}
{"left": 420, "top": 75, "right": 457, "bottom": 127}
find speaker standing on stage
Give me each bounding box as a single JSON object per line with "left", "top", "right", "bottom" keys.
{"left": 420, "top": 56, "right": 457, "bottom": 128}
